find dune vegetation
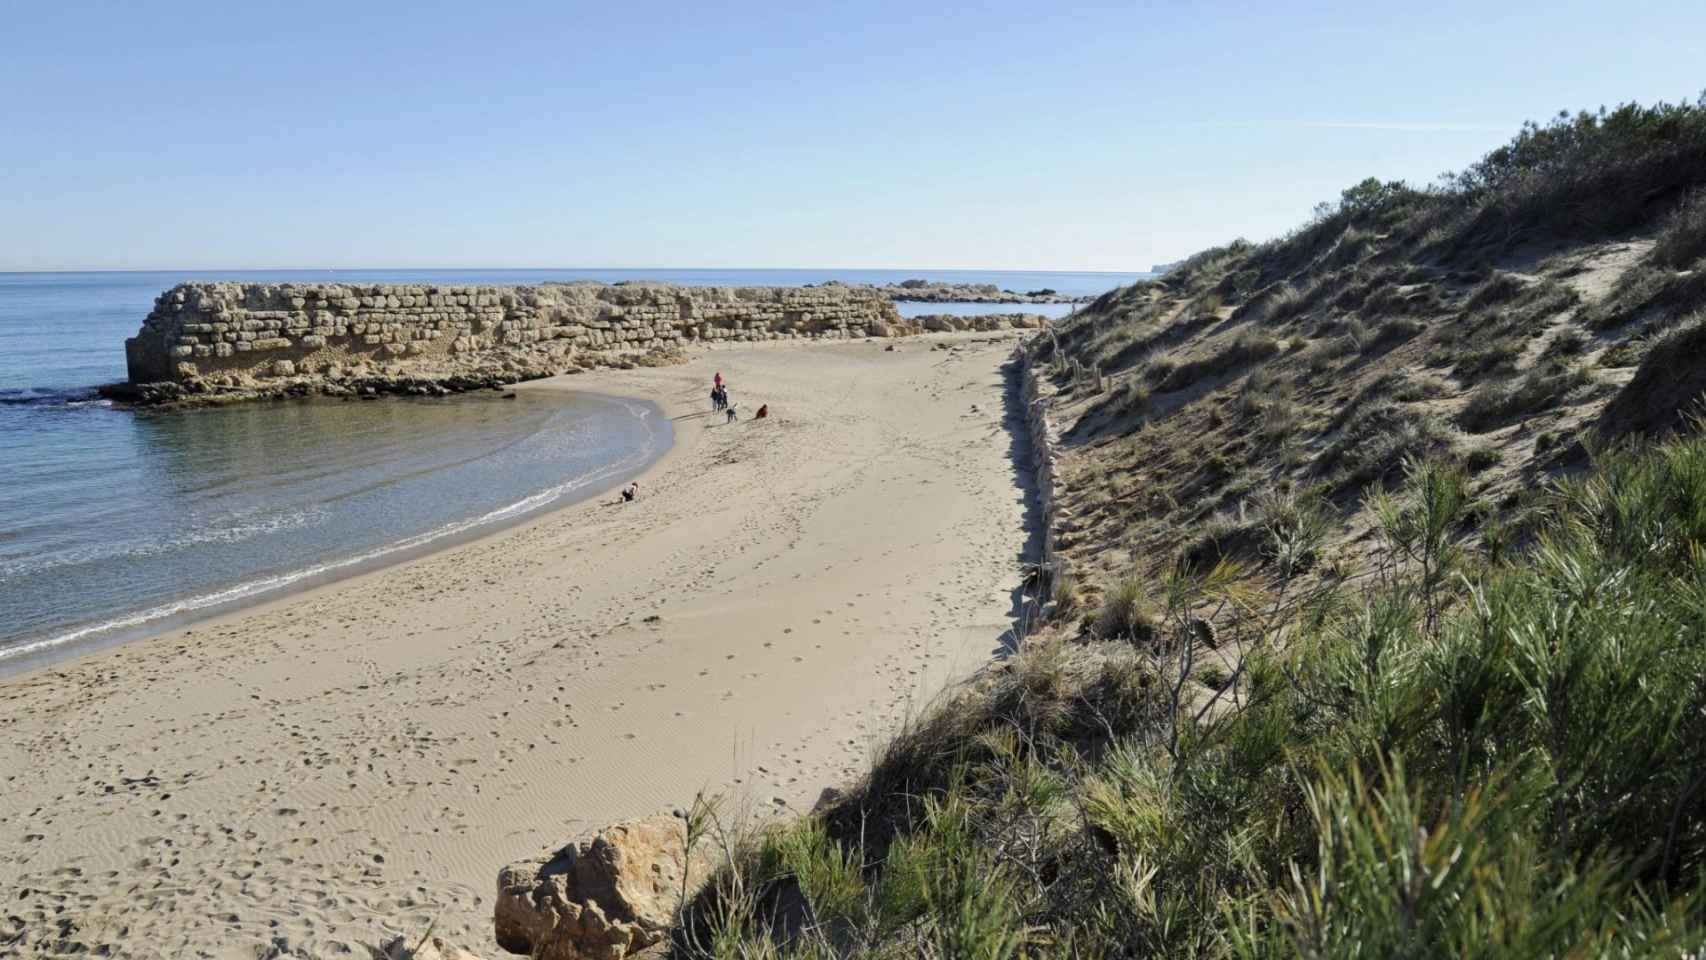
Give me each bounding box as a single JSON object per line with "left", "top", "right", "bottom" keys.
{"left": 661, "top": 96, "right": 1706, "bottom": 959}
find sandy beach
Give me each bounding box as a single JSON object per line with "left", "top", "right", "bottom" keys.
{"left": 0, "top": 332, "right": 1036, "bottom": 958}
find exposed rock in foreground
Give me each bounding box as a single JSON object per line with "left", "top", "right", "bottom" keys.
{"left": 494, "top": 813, "right": 713, "bottom": 960}
{"left": 109, "top": 281, "right": 913, "bottom": 407}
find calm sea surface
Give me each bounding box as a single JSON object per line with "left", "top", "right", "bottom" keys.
{"left": 0, "top": 268, "right": 1142, "bottom": 671}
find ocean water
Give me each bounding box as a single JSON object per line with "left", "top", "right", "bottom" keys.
{"left": 0, "top": 267, "right": 1143, "bottom": 670}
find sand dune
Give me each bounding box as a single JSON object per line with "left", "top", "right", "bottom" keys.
{"left": 0, "top": 332, "right": 1036, "bottom": 958}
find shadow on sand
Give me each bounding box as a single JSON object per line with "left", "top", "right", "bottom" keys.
{"left": 992, "top": 353, "right": 1048, "bottom": 658}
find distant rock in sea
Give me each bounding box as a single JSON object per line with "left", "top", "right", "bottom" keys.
{"left": 872, "top": 279, "right": 1087, "bottom": 304}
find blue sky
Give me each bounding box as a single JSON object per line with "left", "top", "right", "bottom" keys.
{"left": 4, "top": 0, "right": 1702, "bottom": 271}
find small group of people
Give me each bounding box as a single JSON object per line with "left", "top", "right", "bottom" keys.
{"left": 710, "top": 371, "right": 732, "bottom": 415}
{"left": 619, "top": 372, "right": 770, "bottom": 506}
{"left": 710, "top": 371, "right": 769, "bottom": 423}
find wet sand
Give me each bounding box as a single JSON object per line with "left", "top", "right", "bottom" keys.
{"left": 0, "top": 332, "right": 1035, "bottom": 958}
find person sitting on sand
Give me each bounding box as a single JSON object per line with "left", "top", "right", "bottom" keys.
{"left": 620, "top": 482, "right": 640, "bottom": 503}
{"left": 754, "top": 404, "right": 769, "bottom": 420}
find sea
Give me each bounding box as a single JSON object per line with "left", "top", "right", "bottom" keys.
{"left": 0, "top": 267, "right": 1145, "bottom": 673}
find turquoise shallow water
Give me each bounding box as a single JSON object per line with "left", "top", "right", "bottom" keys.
{"left": 0, "top": 268, "right": 1140, "bottom": 669}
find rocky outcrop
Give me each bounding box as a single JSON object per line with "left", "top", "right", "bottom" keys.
{"left": 494, "top": 813, "right": 713, "bottom": 960}
{"left": 871, "top": 280, "right": 1087, "bottom": 304}
{"left": 914, "top": 312, "right": 1051, "bottom": 332}
{"left": 113, "top": 282, "right": 910, "bottom": 405}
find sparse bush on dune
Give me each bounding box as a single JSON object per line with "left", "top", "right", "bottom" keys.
{"left": 1598, "top": 315, "right": 1706, "bottom": 438}
{"left": 1583, "top": 264, "right": 1670, "bottom": 330}
{"left": 1441, "top": 335, "right": 1524, "bottom": 380}
{"left": 1142, "top": 355, "right": 1179, "bottom": 387}
{"left": 1120, "top": 375, "right": 1151, "bottom": 416}
{"left": 1389, "top": 372, "right": 1448, "bottom": 402}
{"left": 1325, "top": 226, "right": 1373, "bottom": 267}
{"left": 1317, "top": 399, "right": 1452, "bottom": 489}
{"left": 1330, "top": 264, "right": 1405, "bottom": 315}
{"left": 1095, "top": 577, "right": 1157, "bottom": 642}
{"left": 1654, "top": 188, "right": 1706, "bottom": 268}
{"left": 1464, "top": 444, "right": 1501, "bottom": 473}
{"left": 1367, "top": 316, "right": 1425, "bottom": 350}
{"left": 1582, "top": 263, "right": 1706, "bottom": 333}
{"left": 1180, "top": 507, "right": 1260, "bottom": 572}
{"left": 1050, "top": 569, "right": 1081, "bottom": 622}
{"left": 1458, "top": 360, "right": 1592, "bottom": 432}
{"left": 1164, "top": 240, "right": 1254, "bottom": 295}
{"left": 1465, "top": 270, "right": 1530, "bottom": 310}
{"left": 1599, "top": 338, "right": 1646, "bottom": 368}
{"left": 1256, "top": 281, "right": 1306, "bottom": 324}
{"left": 1156, "top": 332, "right": 1281, "bottom": 392}
{"left": 1543, "top": 326, "right": 1589, "bottom": 359}
{"left": 1254, "top": 485, "right": 1330, "bottom": 577}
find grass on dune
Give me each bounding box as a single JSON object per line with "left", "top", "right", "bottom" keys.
{"left": 669, "top": 439, "right": 1706, "bottom": 958}
{"left": 654, "top": 96, "right": 1706, "bottom": 960}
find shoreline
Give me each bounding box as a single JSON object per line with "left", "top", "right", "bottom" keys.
{"left": 0, "top": 389, "right": 679, "bottom": 681}
{"left": 0, "top": 331, "right": 1037, "bottom": 957}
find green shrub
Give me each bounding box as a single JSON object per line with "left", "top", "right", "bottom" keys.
{"left": 1255, "top": 486, "right": 1330, "bottom": 576}
{"left": 1445, "top": 97, "right": 1706, "bottom": 252}
{"left": 1095, "top": 578, "right": 1157, "bottom": 642}
{"left": 1653, "top": 187, "right": 1706, "bottom": 268}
